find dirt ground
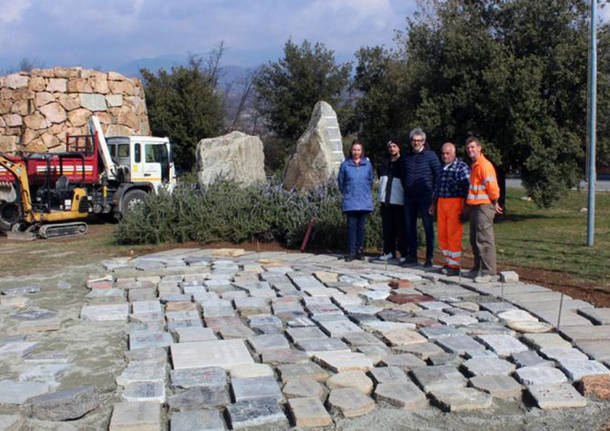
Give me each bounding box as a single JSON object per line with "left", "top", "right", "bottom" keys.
{"left": 2, "top": 223, "right": 610, "bottom": 308}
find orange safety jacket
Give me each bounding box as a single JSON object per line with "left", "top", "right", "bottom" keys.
{"left": 466, "top": 154, "right": 499, "bottom": 205}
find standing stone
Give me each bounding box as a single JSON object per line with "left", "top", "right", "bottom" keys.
{"left": 196, "top": 131, "right": 265, "bottom": 187}
{"left": 288, "top": 397, "right": 332, "bottom": 428}
{"left": 109, "top": 401, "right": 161, "bottom": 430}
{"left": 28, "top": 385, "right": 99, "bottom": 421}
{"left": 283, "top": 101, "right": 344, "bottom": 191}
{"left": 327, "top": 388, "right": 375, "bottom": 418}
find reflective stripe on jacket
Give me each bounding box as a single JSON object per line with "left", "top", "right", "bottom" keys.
{"left": 466, "top": 154, "right": 499, "bottom": 205}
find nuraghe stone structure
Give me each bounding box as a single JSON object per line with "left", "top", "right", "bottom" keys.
{"left": 0, "top": 67, "right": 150, "bottom": 153}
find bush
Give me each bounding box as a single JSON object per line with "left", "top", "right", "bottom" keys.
{"left": 114, "top": 178, "right": 388, "bottom": 252}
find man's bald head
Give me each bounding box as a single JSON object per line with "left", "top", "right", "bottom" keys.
{"left": 441, "top": 142, "right": 456, "bottom": 164}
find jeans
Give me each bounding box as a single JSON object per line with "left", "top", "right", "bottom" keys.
{"left": 404, "top": 197, "right": 434, "bottom": 261}
{"left": 346, "top": 211, "right": 368, "bottom": 256}
{"left": 380, "top": 204, "right": 406, "bottom": 256}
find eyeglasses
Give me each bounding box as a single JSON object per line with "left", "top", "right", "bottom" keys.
{"left": 411, "top": 139, "right": 424, "bottom": 143}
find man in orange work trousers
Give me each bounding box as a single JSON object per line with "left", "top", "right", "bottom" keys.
{"left": 464, "top": 136, "right": 503, "bottom": 283}
{"left": 429, "top": 142, "right": 470, "bottom": 276}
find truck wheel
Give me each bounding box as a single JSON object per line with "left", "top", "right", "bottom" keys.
{"left": 120, "top": 189, "right": 148, "bottom": 217}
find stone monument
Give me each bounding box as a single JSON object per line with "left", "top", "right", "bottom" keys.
{"left": 283, "top": 101, "right": 344, "bottom": 191}
{"left": 196, "top": 131, "right": 266, "bottom": 187}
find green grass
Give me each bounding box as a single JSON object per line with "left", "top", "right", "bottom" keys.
{"left": 472, "top": 188, "right": 610, "bottom": 287}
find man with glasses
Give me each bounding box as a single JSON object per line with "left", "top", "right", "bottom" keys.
{"left": 401, "top": 128, "right": 441, "bottom": 267}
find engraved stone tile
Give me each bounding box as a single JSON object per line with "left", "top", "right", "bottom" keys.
{"left": 514, "top": 366, "right": 567, "bottom": 386}
{"left": 170, "top": 367, "right": 226, "bottom": 389}
{"left": 476, "top": 335, "right": 528, "bottom": 357}
{"left": 410, "top": 365, "right": 467, "bottom": 393}
{"left": 122, "top": 381, "right": 165, "bottom": 403}
{"left": 430, "top": 387, "right": 492, "bottom": 411}
{"left": 528, "top": 383, "right": 587, "bottom": 409}
{"left": 171, "top": 340, "right": 254, "bottom": 370}
{"left": 168, "top": 385, "right": 229, "bottom": 410}
{"left": 288, "top": 397, "right": 332, "bottom": 428}
{"left": 226, "top": 398, "right": 288, "bottom": 430}
{"left": 374, "top": 381, "right": 428, "bottom": 410}
{"left": 231, "top": 376, "right": 283, "bottom": 402}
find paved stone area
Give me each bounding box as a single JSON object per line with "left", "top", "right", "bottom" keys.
{"left": 2, "top": 247, "right": 610, "bottom": 429}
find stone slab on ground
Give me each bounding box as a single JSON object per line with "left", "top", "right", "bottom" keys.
{"left": 420, "top": 326, "right": 465, "bottom": 339}
{"left": 511, "top": 351, "right": 554, "bottom": 368}
{"left": 462, "top": 357, "right": 516, "bottom": 376}
{"left": 574, "top": 340, "right": 610, "bottom": 361}
{"left": 226, "top": 397, "right": 288, "bottom": 430}
{"left": 230, "top": 363, "right": 274, "bottom": 379}
{"left": 558, "top": 359, "right": 610, "bottom": 381}
{"left": 410, "top": 365, "right": 467, "bottom": 393}
{"left": 278, "top": 362, "right": 329, "bottom": 383}
{"left": 370, "top": 366, "right": 409, "bottom": 384}
{"left": 231, "top": 376, "right": 283, "bottom": 402}
{"left": 288, "top": 397, "right": 333, "bottom": 428}
{"left": 286, "top": 326, "right": 328, "bottom": 342}
{"left": 469, "top": 375, "right": 523, "bottom": 399}
{"left": 0, "top": 342, "right": 38, "bottom": 359}
{"left": 327, "top": 370, "right": 373, "bottom": 394}
{"left": 116, "top": 362, "right": 166, "bottom": 386}
{"left": 476, "top": 335, "right": 528, "bottom": 357}
{"left": 248, "top": 334, "right": 290, "bottom": 354}
{"left": 282, "top": 378, "right": 325, "bottom": 399}
{"left": 430, "top": 387, "right": 493, "bottom": 412}
{"left": 436, "top": 335, "right": 486, "bottom": 356}
{"left": 122, "top": 381, "right": 166, "bottom": 403}
{"left": 174, "top": 327, "right": 217, "bottom": 342}
{"left": 328, "top": 387, "right": 375, "bottom": 418}
{"left": 0, "top": 380, "right": 50, "bottom": 404}
{"left": 318, "top": 319, "right": 363, "bottom": 337}
{"left": 170, "top": 367, "right": 226, "bottom": 389}
{"left": 80, "top": 303, "right": 129, "bottom": 321}
{"left": 521, "top": 333, "right": 573, "bottom": 351}
{"left": 374, "top": 381, "right": 428, "bottom": 410}
{"left": 540, "top": 347, "right": 588, "bottom": 362}
{"left": 170, "top": 409, "right": 225, "bottom": 431}
{"left": 528, "top": 383, "right": 587, "bottom": 409}
{"left": 382, "top": 329, "right": 427, "bottom": 346}
{"left": 515, "top": 366, "right": 568, "bottom": 386}
{"left": 130, "top": 331, "right": 173, "bottom": 350}
{"left": 295, "top": 338, "right": 351, "bottom": 357}
{"left": 559, "top": 325, "right": 610, "bottom": 342}
{"left": 171, "top": 340, "right": 254, "bottom": 370}
{"left": 167, "top": 386, "right": 230, "bottom": 410}
{"left": 261, "top": 349, "right": 310, "bottom": 365}
{"left": 109, "top": 401, "right": 161, "bottom": 431}
{"left": 578, "top": 375, "right": 610, "bottom": 400}
{"left": 27, "top": 385, "right": 99, "bottom": 421}
{"left": 314, "top": 351, "right": 373, "bottom": 372}
{"left": 382, "top": 353, "right": 427, "bottom": 370}
{"left": 0, "top": 415, "right": 24, "bottom": 431}
{"left": 578, "top": 308, "right": 610, "bottom": 325}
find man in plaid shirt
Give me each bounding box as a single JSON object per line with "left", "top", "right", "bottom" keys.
{"left": 430, "top": 142, "right": 470, "bottom": 275}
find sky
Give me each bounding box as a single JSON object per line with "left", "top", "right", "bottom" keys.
{"left": 0, "top": 0, "right": 417, "bottom": 75}
{"left": 1, "top": 0, "right": 608, "bottom": 77}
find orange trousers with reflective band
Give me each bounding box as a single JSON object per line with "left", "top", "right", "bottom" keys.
{"left": 437, "top": 197, "right": 465, "bottom": 269}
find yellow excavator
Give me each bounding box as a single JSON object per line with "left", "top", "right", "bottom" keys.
{"left": 0, "top": 155, "right": 88, "bottom": 239}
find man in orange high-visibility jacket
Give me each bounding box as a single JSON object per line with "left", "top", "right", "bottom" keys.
{"left": 429, "top": 142, "right": 470, "bottom": 276}
{"left": 465, "top": 136, "right": 503, "bottom": 283}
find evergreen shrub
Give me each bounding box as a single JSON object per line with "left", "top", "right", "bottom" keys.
{"left": 114, "top": 178, "right": 386, "bottom": 251}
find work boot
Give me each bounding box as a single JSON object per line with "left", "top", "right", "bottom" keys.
{"left": 344, "top": 255, "right": 355, "bottom": 262}
{"left": 356, "top": 248, "right": 365, "bottom": 261}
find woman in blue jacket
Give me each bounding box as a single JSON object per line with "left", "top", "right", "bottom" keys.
{"left": 338, "top": 140, "right": 374, "bottom": 261}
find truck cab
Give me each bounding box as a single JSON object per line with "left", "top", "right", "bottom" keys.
{"left": 105, "top": 136, "right": 176, "bottom": 193}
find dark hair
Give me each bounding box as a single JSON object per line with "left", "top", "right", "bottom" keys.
{"left": 351, "top": 139, "right": 364, "bottom": 157}
{"left": 465, "top": 136, "right": 482, "bottom": 148}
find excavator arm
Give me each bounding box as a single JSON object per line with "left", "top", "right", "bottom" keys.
{"left": 0, "top": 155, "right": 34, "bottom": 223}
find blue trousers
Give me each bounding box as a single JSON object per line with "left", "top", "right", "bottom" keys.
{"left": 346, "top": 211, "right": 368, "bottom": 255}
{"left": 404, "top": 197, "right": 434, "bottom": 261}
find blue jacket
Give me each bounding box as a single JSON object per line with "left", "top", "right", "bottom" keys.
{"left": 401, "top": 150, "right": 441, "bottom": 201}
{"left": 338, "top": 157, "right": 373, "bottom": 212}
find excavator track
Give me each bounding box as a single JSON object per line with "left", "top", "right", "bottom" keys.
{"left": 38, "top": 222, "right": 88, "bottom": 239}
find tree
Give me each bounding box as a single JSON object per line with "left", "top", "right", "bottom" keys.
{"left": 355, "top": 0, "right": 610, "bottom": 207}
{"left": 141, "top": 53, "right": 225, "bottom": 170}
{"left": 255, "top": 39, "right": 352, "bottom": 141}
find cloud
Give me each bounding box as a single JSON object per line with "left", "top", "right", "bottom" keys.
{"left": 0, "top": 0, "right": 32, "bottom": 23}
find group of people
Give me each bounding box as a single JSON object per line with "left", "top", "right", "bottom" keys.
{"left": 337, "top": 128, "right": 502, "bottom": 283}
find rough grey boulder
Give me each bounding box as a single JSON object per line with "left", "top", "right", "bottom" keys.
{"left": 283, "top": 101, "right": 344, "bottom": 191}
{"left": 28, "top": 385, "right": 99, "bottom": 421}
{"left": 196, "top": 131, "right": 266, "bottom": 187}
